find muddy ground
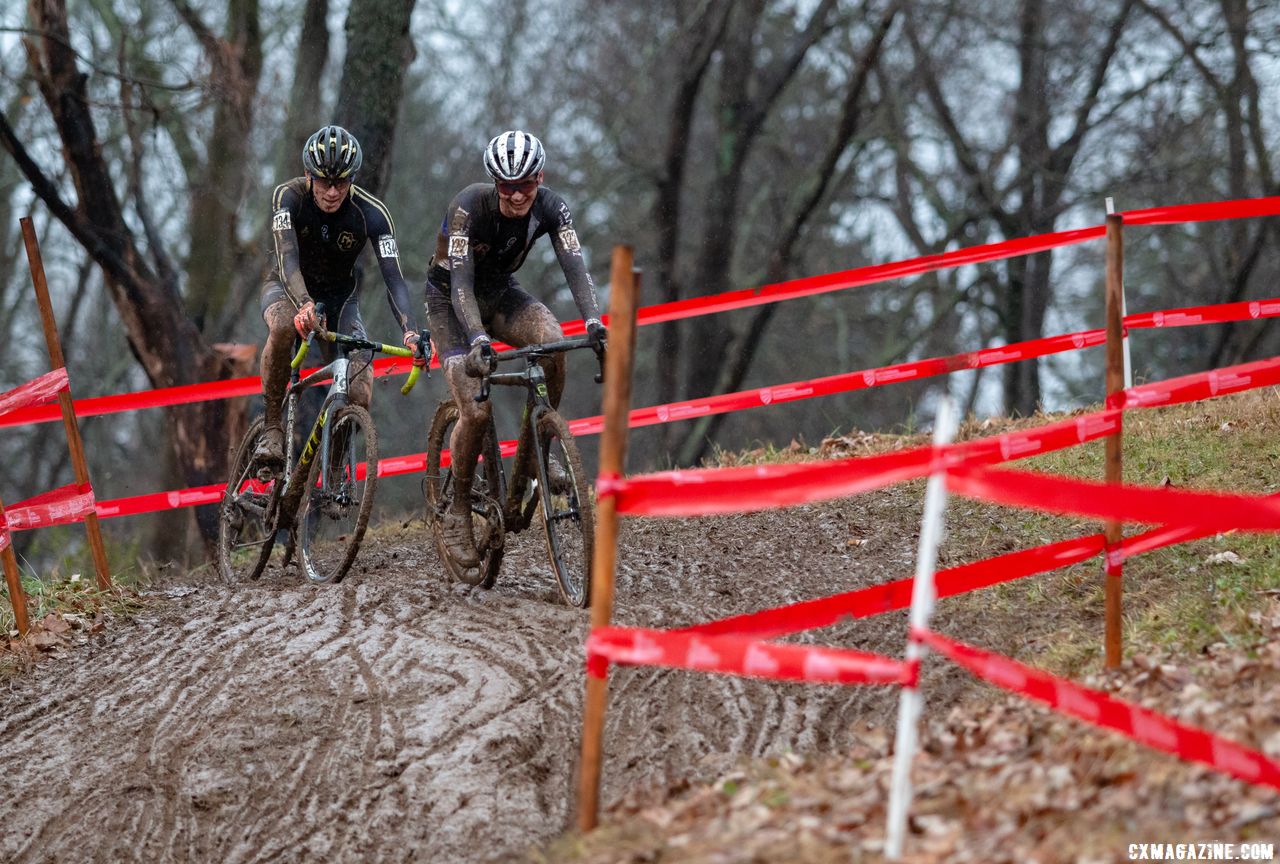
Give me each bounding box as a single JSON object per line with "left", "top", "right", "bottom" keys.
{"left": 0, "top": 477, "right": 1077, "bottom": 864}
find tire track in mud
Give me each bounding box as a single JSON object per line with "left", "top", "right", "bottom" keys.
{"left": 0, "top": 495, "right": 965, "bottom": 863}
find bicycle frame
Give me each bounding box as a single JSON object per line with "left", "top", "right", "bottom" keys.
{"left": 478, "top": 336, "right": 603, "bottom": 527}
{"left": 275, "top": 328, "right": 423, "bottom": 536}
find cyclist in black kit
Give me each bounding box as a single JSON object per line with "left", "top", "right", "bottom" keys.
{"left": 427, "top": 130, "right": 606, "bottom": 566}
{"left": 254, "top": 125, "right": 429, "bottom": 471}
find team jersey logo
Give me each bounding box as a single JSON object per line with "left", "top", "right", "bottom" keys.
{"left": 377, "top": 235, "right": 398, "bottom": 258}
{"left": 558, "top": 228, "right": 581, "bottom": 253}
{"left": 448, "top": 235, "right": 470, "bottom": 258}
{"left": 272, "top": 209, "right": 292, "bottom": 232}
{"left": 337, "top": 231, "right": 358, "bottom": 251}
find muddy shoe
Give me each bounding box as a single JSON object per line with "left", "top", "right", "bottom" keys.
{"left": 253, "top": 425, "right": 285, "bottom": 480}
{"left": 546, "top": 455, "right": 573, "bottom": 495}
{"left": 442, "top": 508, "right": 480, "bottom": 567}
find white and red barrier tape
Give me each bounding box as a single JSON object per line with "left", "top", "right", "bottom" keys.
{"left": 913, "top": 627, "right": 1280, "bottom": 792}
{"left": 5, "top": 483, "right": 97, "bottom": 532}
{"left": 1110, "top": 355, "right": 1280, "bottom": 410}
{"left": 585, "top": 626, "right": 915, "bottom": 686}
{"left": 3, "top": 193, "right": 1280, "bottom": 429}
{"left": 0, "top": 368, "right": 67, "bottom": 420}
{"left": 678, "top": 500, "right": 1259, "bottom": 642}
{"left": 948, "top": 464, "right": 1280, "bottom": 532}
{"left": 596, "top": 409, "right": 1122, "bottom": 517}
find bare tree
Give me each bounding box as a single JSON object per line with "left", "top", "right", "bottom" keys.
{"left": 1132, "top": 0, "right": 1278, "bottom": 369}
{"left": 679, "top": 2, "right": 902, "bottom": 464}
{"left": 903, "top": 0, "right": 1136, "bottom": 415}
{"left": 3, "top": 0, "right": 258, "bottom": 551}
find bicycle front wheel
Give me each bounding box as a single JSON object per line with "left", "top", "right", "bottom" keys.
{"left": 298, "top": 404, "right": 377, "bottom": 584}
{"left": 217, "top": 417, "right": 282, "bottom": 584}
{"left": 536, "top": 411, "right": 594, "bottom": 607}
{"left": 425, "top": 400, "right": 505, "bottom": 588}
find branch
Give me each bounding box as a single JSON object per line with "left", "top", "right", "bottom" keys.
{"left": 744, "top": 0, "right": 841, "bottom": 139}
{"left": 119, "top": 70, "right": 179, "bottom": 293}
{"left": 1048, "top": 0, "right": 1135, "bottom": 181}
{"left": 768, "top": 2, "right": 901, "bottom": 275}
{"left": 1131, "top": 0, "right": 1225, "bottom": 97}
{"left": 902, "top": 6, "right": 1012, "bottom": 230}
{"left": 0, "top": 27, "right": 196, "bottom": 91}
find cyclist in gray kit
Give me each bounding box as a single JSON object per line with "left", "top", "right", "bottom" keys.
{"left": 426, "top": 130, "right": 606, "bottom": 566}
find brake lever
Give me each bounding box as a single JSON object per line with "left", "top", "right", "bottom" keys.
{"left": 593, "top": 342, "right": 606, "bottom": 384}
{"left": 474, "top": 376, "right": 491, "bottom": 403}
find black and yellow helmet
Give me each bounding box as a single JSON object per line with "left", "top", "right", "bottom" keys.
{"left": 302, "top": 125, "right": 362, "bottom": 180}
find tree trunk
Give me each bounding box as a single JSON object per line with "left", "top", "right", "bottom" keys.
{"left": 178, "top": 0, "right": 264, "bottom": 330}
{"left": 274, "top": 0, "right": 331, "bottom": 181}
{"left": 334, "top": 0, "right": 418, "bottom": 195}
{"left": 653, "top": 0, "right": 731, "bottom": 455}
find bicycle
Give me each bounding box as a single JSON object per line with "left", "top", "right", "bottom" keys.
{"left": 424, "top": 336, "right": 604, "bottom": 607}
{"left": 217, "top": 307, "right": 426, "bottom": 585}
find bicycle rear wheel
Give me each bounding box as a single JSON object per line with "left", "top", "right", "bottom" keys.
{"left": 425, "top": 400, "right": 505, "bottom": 588}
{"left": 535, "top": 411, "right": 594, "bottom": 607}
{"left": 297, "top": 404, "right": 377, "bottom": 584}
{"left": 217, "top": 417, "right": 282, "bottom": 584}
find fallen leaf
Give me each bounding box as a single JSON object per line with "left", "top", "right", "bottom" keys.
{"left": 38, "top": 614, "right": 72, "bottom": 635}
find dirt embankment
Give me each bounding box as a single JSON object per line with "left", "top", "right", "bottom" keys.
{"left": 1, "top": 490, "right": 968, "bottom": 864}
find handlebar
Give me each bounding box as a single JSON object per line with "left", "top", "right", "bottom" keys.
{"left": 473, "top": 334, "right": 605, "bottom": 403}
{"left": 289, "top": 303, "right": 428, "bottom": 395}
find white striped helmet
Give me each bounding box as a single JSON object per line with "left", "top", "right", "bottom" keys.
{"left": 302, "top": 125, "right": 362, "bottom": 180}
{"left": 483, "top": 131, "right": 545, "bottom": 182}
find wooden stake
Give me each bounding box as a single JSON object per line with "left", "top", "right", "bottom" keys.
{"left": 1104, "top": 213, "right": 1125, "bottom": 668}
{"left": 0, "top": 497, "right": 30, "bottom": 636}
{"left": 578, "top": 247, "right": 639, "bottom": 832}
{"left": 20, "top": 217, "right": 112, "bottom": 590}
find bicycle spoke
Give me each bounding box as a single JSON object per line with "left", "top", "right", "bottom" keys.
{"left": 218, "top": 419, "right": 283, "bottom": 584}
{"left": 537, "top": 412, "right": 593, "bottom": 608}
{"left": 426, "top": 401, "right": 505, "bottom": 588}
{"left": 298, "top": 406, "right": 378, "bottom": 584}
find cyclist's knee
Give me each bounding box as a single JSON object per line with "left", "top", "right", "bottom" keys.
{"left": 457, "top": 396, "right": 492, "bottom": 427}
{"left": 263, "top": 300, "right": 294, "bottom": 339}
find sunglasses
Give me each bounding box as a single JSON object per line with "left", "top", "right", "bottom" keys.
{"left": 496, "top": 179, "right": 539, "bottom": 197}
{"left": 311, "top": 176, "right": 352, "bottom": 192}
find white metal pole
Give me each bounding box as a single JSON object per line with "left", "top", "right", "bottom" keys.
{"left": 1105, "top": 197, "right": 1133, "bottom": 389}
{"left": 885, "top": 396, "right": 958, "bottom": 860}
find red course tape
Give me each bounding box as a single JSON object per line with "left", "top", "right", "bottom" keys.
{"left": 684, "top": 534, "right": 1106, "bottom": 640}
{"left": 586, "top": 626, "right": 913, "bottom": 686}
{"left": 915, "top": 627, "right": 1280, "bottom": 791}
{"left": 7, "top": 483, "right": 97, "bottom": 532}
{"left": 606, "top": 409, "right": 1121, "bottom": 517}
{"left": 0, "top": 368, "right": 68, "bottom": 420}
{"left": 948, "top": 465, "right": 1280, "bottom": 533}
{"left": 2, "top": 194, "right": 1277, "bottom": 430}
{"left": 1110, "top": 356, "right": 1280, "bottom": 410}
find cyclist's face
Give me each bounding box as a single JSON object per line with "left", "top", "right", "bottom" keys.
{"left": 496, "top": 172, "right": 542, "bottom": 218}
{"left": 309, "top": 174, "right": 352, "bottom": 213}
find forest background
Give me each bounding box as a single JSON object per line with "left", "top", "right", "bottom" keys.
{"left": 1, "top": 0, "right": 1277, "bottom": 566}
